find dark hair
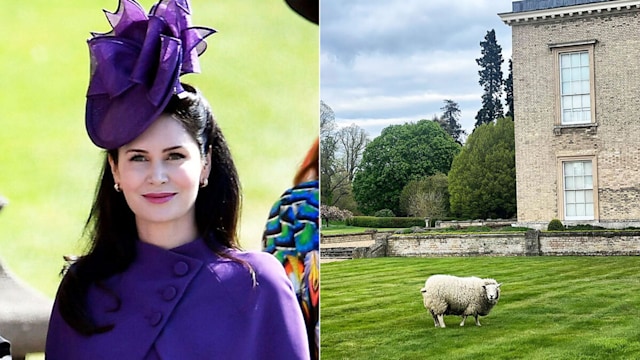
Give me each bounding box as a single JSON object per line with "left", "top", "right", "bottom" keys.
{"left": 57, "top": 84, "right": 243, "bottom": 335}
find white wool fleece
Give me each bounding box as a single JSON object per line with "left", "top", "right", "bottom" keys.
{"left": 421, "top": 275, "right": 500, "bottom": 318}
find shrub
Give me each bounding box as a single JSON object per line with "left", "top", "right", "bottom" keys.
{"left": 547, "top": 219, "right": 564, "bottom": 231}
{"left": 345, "top": 216, "right": 424, "bottom": 228}
{"left": 374, "top": 209, "right": 395, "bottom": 217}
{"left": 566, "top": 224, "right": 606, "bottom": 231}
{"left": 499, "top": 226, "right": 531, "bottom": 232}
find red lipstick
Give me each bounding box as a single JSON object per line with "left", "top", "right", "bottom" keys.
{"left": 143, "top": 192, "right": 176, "bottom": 204}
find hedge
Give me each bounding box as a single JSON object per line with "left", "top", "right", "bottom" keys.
{"left": 345, "top": 216, "right": 425, "bottom": 228}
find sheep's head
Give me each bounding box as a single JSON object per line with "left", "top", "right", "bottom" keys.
{"left": 482, "top": 282, "right": 501, "bottom": 303}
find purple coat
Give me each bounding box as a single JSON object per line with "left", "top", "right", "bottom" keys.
{"left": 45, "top": 238, "right": 310, "bottom": 359}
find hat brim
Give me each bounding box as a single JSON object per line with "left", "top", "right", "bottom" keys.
{"left": 285, "top": 0, "right": 318, "bottom": 24}
{"left": 86, "top": 72, "right": 178, "bottom": 150}
{"left": 85, "top": 34, "right": 182, "bottom": 150}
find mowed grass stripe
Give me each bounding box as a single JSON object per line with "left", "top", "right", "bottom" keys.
{"left": 320, "top": 257, "right": 640, "bottom": 360}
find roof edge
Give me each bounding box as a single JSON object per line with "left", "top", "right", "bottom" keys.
{"left": 499, "top": 0, "right": 640, "bottom": 25}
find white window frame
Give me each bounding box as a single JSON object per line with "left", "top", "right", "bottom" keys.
{"left": 559, "top": 51, "right": 591, "bottom": 124}
{"left": 551, "top": 41, "right": 596, "bottom": 126}
{"left": 557, "top": 157, "right": 598, "bottom": 222}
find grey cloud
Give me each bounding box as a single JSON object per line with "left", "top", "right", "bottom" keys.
{"left": 321, "top": 1, "right": 512, "bottom": 62}
{"left": 321, "top": 0, "right": 514, "bottom": 138}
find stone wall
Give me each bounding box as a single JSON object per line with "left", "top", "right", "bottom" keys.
{"left": 320, "top": 232, "right": 376, "bottom": 244}
{"left": 380, "top": 230, "right": 640, "bottom": 257}
{"left": 539, "top": 231, "right": 640, "bottom": 256}
{"left": 434, "top": 219, "right": 516, "bottom": 229}
{"left": 386, "top": 233, "right": 528, "bottom": 257}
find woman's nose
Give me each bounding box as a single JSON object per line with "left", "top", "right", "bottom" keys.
{"left": 148, "top": 161, "right": 168, "bottom": 184}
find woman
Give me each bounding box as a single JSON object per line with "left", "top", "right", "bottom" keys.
{"left": 263, "top": 138, "right": 319, "bottom": 359}
{"left": 46, "top": 0, "right": 309, "bottom": 358}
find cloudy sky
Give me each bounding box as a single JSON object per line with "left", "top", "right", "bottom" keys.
{"left": 320, "top": 0, "right": 514, "bottom": 139}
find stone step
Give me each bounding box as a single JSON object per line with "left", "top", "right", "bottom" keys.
{"left": 321, "top": 247, "right": 355, "bottom": 259}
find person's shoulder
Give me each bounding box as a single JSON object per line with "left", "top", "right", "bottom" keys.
{"left": 293, "top": 179, "right": 318, "bottom": 190}
{"left": 289, "top": 181, "right": 319, "bottom": 199}
{"left": 276, "top": 180, "right": 318, "bottom": 200}
{"left": 230, "top": 250, "right": 290, "bottom": 286}
{"left": 233, "top": 250, "right": 283, "bottom": 273}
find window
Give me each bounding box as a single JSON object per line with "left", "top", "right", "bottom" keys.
{"left": 550, "top": 40, "right": 596, "bottom": 126}
{"left": 563, "top": 160, "right": 594, "bottom": 220}
{"left": 560, "top": 52, "right": 591, "bottom": 124}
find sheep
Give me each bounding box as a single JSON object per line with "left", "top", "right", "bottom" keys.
{"left": 420, "top": 274, "right": 501, "bottom": 328}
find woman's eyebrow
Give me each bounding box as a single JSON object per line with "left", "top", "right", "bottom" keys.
{"left": 125, "top": 145, "right": 183, "bottom": 154}
{"left": 125, "top": 148, "right": 148, "bottom": 154}
{"left": 163, "top": 146, "right": 183, "bottom": 152}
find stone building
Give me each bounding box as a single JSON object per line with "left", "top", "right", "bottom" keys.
{"left": 500, "top": 0, "right": 640, "bottom": 229}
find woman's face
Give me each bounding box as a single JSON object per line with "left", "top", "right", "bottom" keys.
{"left": 109, "top": 114, "right": 210, "bottom": 231}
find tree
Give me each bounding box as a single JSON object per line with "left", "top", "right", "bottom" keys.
{"left": 331, "top": 183, "right": 359, "bottom": 214}
{"left": 448, "top": 117, "right": 516, "bottom": 219}
{"left": 475, "top": 29, "right": 504, "bottom": 127}
{"left": 320, "top": 100, "right": 341, "bottom": 206}
{"left": 320, "top": 101, "right": 368, "bottom": 212}
{"left": 336, "top": 124, "right": 369, "bottom": 182}
{"left": 399, "top": 173, "right": 449, "bottom": 218}
{"left": 505, "top": 58, "right": 514, "bottom": 120}
{"left": 352, "top": 120, "right": 461, "bottom": 215}
{"left": 320, "top": 204, "right": 353, "bottom": 227}
{"left": 436, "top": 99, "right": 466, "bottom": 144}
{"left": 321, "top": 100, "right": 335, "bottom": 138}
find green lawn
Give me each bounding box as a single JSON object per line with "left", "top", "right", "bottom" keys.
{"left": 0, "top": 0, "right": 317, "bottom": 304}
{"left": 321, "top": 257, "right": 640, "bottom": 359}
{"left": 322, "top": 224, "right": 382, "bottom": 235}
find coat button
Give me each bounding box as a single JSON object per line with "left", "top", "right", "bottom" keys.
{"left": 163, "top": 286, "right": 178, "bottom": 301}
{"left": 149, "top": 312, "right": 163, "bottom": 326}
{"left": 173, "top": 261, "right": 189, "bottom": 276}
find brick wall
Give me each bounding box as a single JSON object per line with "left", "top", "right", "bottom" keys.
{"left": 512, "top": 10, "right": 640, "bottom": 224}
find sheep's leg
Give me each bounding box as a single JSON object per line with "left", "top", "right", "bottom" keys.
{"left": 430, "top": 310, "right": 440, "bottom": 327}
{"left": 474, "top": 314, "right": 481, "bottom": 326}
{"left": 437, "top": 314, "right": 446, "bottom": 328}
{"left": 459, "top": 315, "right": 467, "bottom": 327}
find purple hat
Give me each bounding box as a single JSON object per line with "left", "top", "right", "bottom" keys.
{"left": 86, "top": 0, "right": 215, "bottom": 149}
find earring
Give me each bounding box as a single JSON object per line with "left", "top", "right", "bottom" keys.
{"left": 114, "top": 183, "right": 121, "bottom": 192}
{"left": 200, "top": 179, "right": 209, "bottom": 188}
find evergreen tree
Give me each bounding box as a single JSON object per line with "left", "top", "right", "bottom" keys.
{"left": 438, "top": 99, "right": 466, "bottom": 144}
{"left": 505, "top": 58, "right": 514, "bottom": 120}
{"left": 448, "top": 117, "right": 516, "bottom": 219}
{"left": 475, "top": 29, "right": 504, "bottom": 127}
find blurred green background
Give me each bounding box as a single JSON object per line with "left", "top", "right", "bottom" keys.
{"left": 0, "top": 0, "right": 318, "bottom": 311}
